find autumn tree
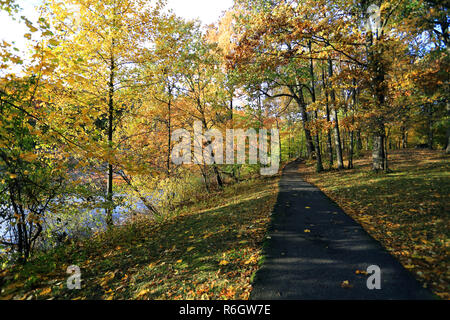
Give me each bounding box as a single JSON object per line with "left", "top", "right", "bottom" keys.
{"left": 42, "top": 0, "right": 164, "bottom": 225}
{"left": 231, "top": 0, "right": 447, "bottom": 170}
{"left": 176, "top": 25, "right": 230, "bottom": 189}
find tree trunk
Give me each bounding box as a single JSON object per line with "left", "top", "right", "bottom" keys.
{"left": 303, "top": 117, "right": 315, "bottom": 158}
{"left": 313, "top": 118, "right": 324, "bottom": 172}
{"left": 372, "top": 133, "right": 385, "bottom": 171}
{"left": 446, "top": 130, "right": 450, "bottom": 154}
{"left": 401, "top": 125, "right": 408, "bottom": 149}
{"left": 201, "top": 167, "right": 210, "bottom": 193}
{"left": 446, "top": 102, "right": 450, "bottom": 154}
{"left": 384, "top": 130, "right": 390, "bottom": 172}
{"left": 348, "top": 78, "right": 356, "bottom": 169}
{"left": 309, "top": 41, "right": 323, "bottom": 172}
{"left": 356, "top": 130, "right": 363, "bottom": 152}
{"left": 167, "top": 85, "right": 172, "bottom": 174}
{"left": 322, "top": 67, "right": 333, "bottom": 168}
{"left": 229, "top": 94, "right": 233, "bottom": 121}
{"left": 106, "top": 44, "right": 115, "bottom": 227}
{"left": 288, "top": 126, "right": 291, "bottom": 159}
{"left": 427, "top": 104, "right": 433, "bottom": 150}
{"left": 290, "top": 87, "right": 314, "bottom": 158}
{"left": 213, "top": 165, "right": 223, "bottom": 188}
{"left": 348, "top": 131, "right": 354, "bottom": 169}
{"left": 328, "top": 58, "right": 344, "bottom": 169}
{"left": 201, "top": 117, "right": 223, "bottom": 189}
{"left": 366, "top": 19, "right": 389, "bottom": 171}
{"left": 332, "top": 109, "right": 344, "bottom": 169}
{"left": 342, "top": 128, "right": 347, "bottom": 159}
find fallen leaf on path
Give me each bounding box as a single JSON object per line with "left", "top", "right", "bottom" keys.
{"left": 341, "top": 280, "right": 353, "bottom": 288}
{"left": 355, "top": 270, "right": 368, "bottom": 275}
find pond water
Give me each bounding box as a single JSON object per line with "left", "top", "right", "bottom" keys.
{"left": 0, "top": 192, "right": 161, "bottom": 254}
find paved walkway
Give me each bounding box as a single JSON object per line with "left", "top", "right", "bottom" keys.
{"left": 250, "top": 160, "right": 435, "bottom": 300}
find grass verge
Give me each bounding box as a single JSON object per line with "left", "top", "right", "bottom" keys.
{"left": 0, "top": 176, "right": 279, "bottom": 300}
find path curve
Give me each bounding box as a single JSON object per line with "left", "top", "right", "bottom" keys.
{"left": 250, "top": 160, "right": 435, "bottom": 300}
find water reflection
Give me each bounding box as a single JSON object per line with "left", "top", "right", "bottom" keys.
{"left": 0, "top": 192, "right": 160, "bottom": 255}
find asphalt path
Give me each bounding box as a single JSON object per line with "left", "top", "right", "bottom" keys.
{"left": 250, "top": 160, "right": 435, "bottom": 300}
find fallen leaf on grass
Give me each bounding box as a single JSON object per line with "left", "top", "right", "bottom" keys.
{"left": 100, "top": 271, "right": 116, "bottom": 287}
{"left": 39, "top": 287, "right": 52, "bottom": 296}
{"left": 136, "top": 288, "right": 150, "bottom": 298}
{"left": 244, "top": 255, "right": 258, "bottom": 265}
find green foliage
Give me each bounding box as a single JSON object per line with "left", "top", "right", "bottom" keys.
{"left": 0, "top": 76, "right": 68, "bottom": 262}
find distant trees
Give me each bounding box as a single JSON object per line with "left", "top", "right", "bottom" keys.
{"left": 231, "top": 0, "right": 449, "bottom": 170}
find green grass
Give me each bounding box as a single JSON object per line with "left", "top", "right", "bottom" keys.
{"left": 0, "top": 176, "right": 279, "bottom": 300}
{"left": 300, "top": 149, "right": 450, "bottom": 299}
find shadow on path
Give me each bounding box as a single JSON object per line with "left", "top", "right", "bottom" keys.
{"left": 250, "top": 160, "right": 435, "bottom": 300}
